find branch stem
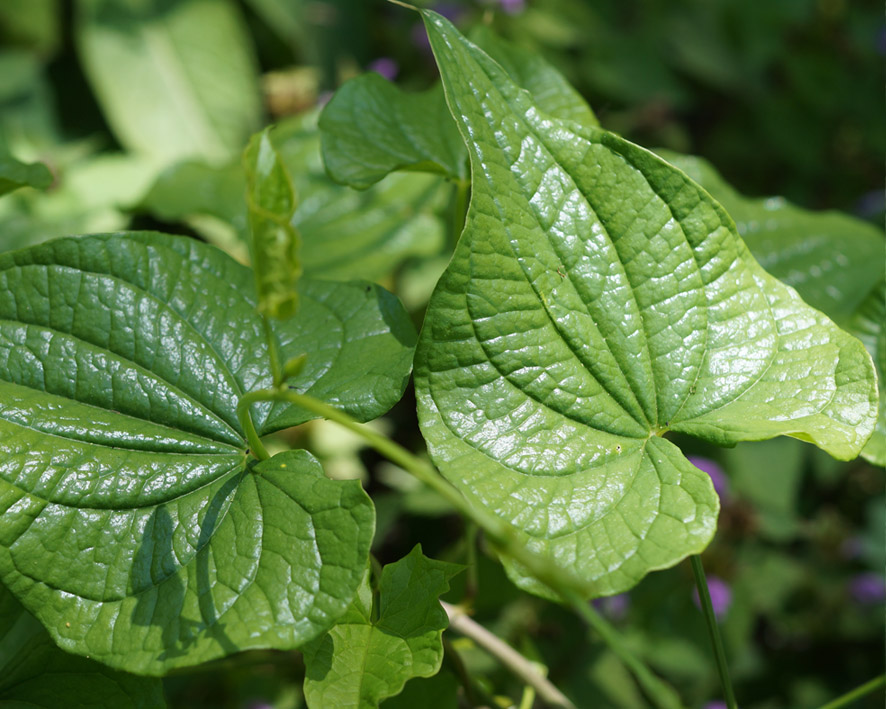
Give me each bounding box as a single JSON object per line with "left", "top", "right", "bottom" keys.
{"left": 690, "top": 555, "right": 737, "bottom": 709}
{"left": 443, "top": 601, "right": 575, "bottom": 709}
{"left": 816, "top": 674, "right": 886, "bottom": 709}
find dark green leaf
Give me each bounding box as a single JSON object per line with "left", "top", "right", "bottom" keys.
{"left": 303, "top": 547, "right": 461, "bottom": 709}
{"left": 847, "top": 281, "right": 885, "bottom": 465}
{"left": 320, "top": 74, "right": 468, "bottom": 189}
{"left": 76, "top": 0, "right": 261, "bottom": 164}
{"left": 0, "top": 584, "right": 165, "bottom": 707}
{"left": 414, "top": 10, "right": 877, "bottom": 598}
{"left": 659, "top": 151, "right": 886, "bottom": 325}
{"left": 243, "top": 127, "right": 301, "bottom": 320}
{"left": 0, "top": 154, "right": 52, "bottom": 196}
{"left": 0, "top": 232, "right": 418, "bottom": 674}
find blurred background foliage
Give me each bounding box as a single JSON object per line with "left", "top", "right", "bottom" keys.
{"left": 0, "top": 1, "right": 883, "bottom": 708}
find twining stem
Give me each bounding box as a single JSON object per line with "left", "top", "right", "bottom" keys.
{"left": 237, "top": 397, "right": 270, "bottom": 461}
{"left": 238, "top": 387, "right": 684, "bottom": 709}
{"left": 261, "top": 316, "right": 284, "bottom": 387}
{"left": 443, "top": 601, "right": 575, "bottom": 709}
{"left": 690, "top": 555, "right": 737, "bottom": 709}
{"left": 816, "top": 674, "right": 886, "bottom": 709}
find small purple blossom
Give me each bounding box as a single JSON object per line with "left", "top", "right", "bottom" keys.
{"left": 688, "top": 456, "right": 729, "bottom": 500}
{"left": 498, "top": 0, "right": 526, "bottom": 14}
{"left": 367, "top": 57, "right": 399, "bottom": 81}
{"left": 849, "top": 573, "right": 886, "bottom": 605}
{"left": 703, "top": 702, "right": 728, "bottom": 709}
{"left": 592, "top": 593, "right": 630, "bottom": 620}
{"left": 693, "top": 575, "right": 732, "bottom": 620}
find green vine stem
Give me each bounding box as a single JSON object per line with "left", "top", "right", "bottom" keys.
{"left": 238, "top": 386, "right": 685, "bottom": 709}
{"left": 690, "top": 555, "right": 737, "bottom": 709}
{"left": 815, "top": 674, "right": 886, "bottom": 709}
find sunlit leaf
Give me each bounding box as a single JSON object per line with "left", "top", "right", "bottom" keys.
{"left": 414, "top": 11, "right": 878, "bottom": 598}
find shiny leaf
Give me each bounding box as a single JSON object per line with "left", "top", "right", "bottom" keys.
{"left": 660, "top": 151, "right": 885, "bottom": 325}
{"left": 76, "top": 0, "right": 261, "bottom": 164}
{"left": 320, "top": 75, "right": 468, "bottom": 189}
{"left": 414, "top": 11, "right": 878, "bottom": 598}
{"left": 0, "top": 232, "right": 419, "bottom": 674}
{"left": 243, "top": 127, "right": 301, "bottom": 319}
{"left": 0, "top": 154, "right": 52, "bottom": 197}
{"left": 303, "top": 547, "right": 460, "bottom": 709}
{"left": 847, "top": 282, "right": 885, "bottom": 465}
{"left": 0, "top": 584, "right": 165, "bottom": 707}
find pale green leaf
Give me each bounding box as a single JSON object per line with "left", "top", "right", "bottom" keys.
{"left": 0, "top": 154, "right": 52, "bottom": 196}
{"left": 244, "top": 127, "right": 301, "bottom": 319}
{"left": 303, "top": 546, "right": 461, "bottom": 709}
{"left": 659, "top": 151, "right": 886, "bottom": 325}
{"left": 76, "top": 0, "right": 261, "bottom": 164}
{"left": 414, "top": 11, "right": 877, "bottom": 598}
{"left": 847, "top": 281, "right": 885, "bottom": 465}
{"left": 0, "top": 584, "right": 165, "bottom": 707}
{"left": 0, "top": 232, "right": 419, "bottom": 674}
{"left": 320, "top": 74, "right": 468, "bottom": 189}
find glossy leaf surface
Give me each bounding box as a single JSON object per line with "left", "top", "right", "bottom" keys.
{"left": 414, "top": 12, "right": 878, "bottom": 597}
{"left": 0, "top": 232, "right": 418, "bottom": 673}
{"left": 660, "top": 151, "right": 885, "bottom": 325}
{"left": 303, "top": 547, "right": 460, "bottom": 709}
{"left": 0, "top": 584, "right": 165, "bottom": 707}
{"left": 76, "top": 0, "right": 261, "bottom": 164}
{"left": 244, "top": 127, "right": 301, "bottom": 319}
{"left": 0, "top": 154, "right": 52, "bottom": 196}
{"left": 320, "top": 75, "right": 468, "bottom": 189}
{"left": 847, "top": 282, "right": 885, "bottom": 465}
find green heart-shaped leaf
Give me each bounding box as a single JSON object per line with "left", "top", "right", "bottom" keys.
{"left": 414, "top": 12, "right": 878, "bottom": 598}
{"left": 0, "top": 232, "right": 418, "bottom": 674}
{"left": 303, "top": 546, "right": 461, "bottom": 709}
{"left": 0, "top": 583, "right": 165, "bottom": 707}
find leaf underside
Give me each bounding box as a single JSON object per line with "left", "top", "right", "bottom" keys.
{"left": 414, "top": 11, "right": 878, "bottom": 598}
{"left": 0, "top": 233, "right": 417, "bottom": 674}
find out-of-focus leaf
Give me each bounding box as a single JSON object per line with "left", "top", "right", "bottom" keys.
{"left": 76, "top": 0, "right": 261, "bottom": 164}
{"left": 0, "top": 584, "right": 166, "bottom": 707}
{"left": 139, "top": 112, "right": 447, "bottom": 282}
{"left": 660, "top": 151, "right": 886, "bottom": 325}
{"left": 320, "top": 75, "right": 468, "bottom": 189}
{"left": 0, "top": 51, "right": 59, "bottom": 154}
{"left": 470, "top": 24, "right": 598, "bottom": 126}
{"left": 415, "top": 10, "right": 877, "bottom": 599}
{"left": 0, "top": 154, "right": 52, "bottom": 196}
{"left": 380, "top": 671, "right": 459, "bottom": 708}
{"left": 303, "top": 547, "right": 461, "bottom": 709}
{"left": 847, "top": 282, "right": 885, "bottom": 465}
{"left": 0, "top": 0, "right": 59, "bottom": 56}
{"left": 0, "top": 232, "right": 417, "bottom": 674}
{"left": 243, "top": 0, "right": 304, "bottom": 46}
{"left": 243, "top": 127, "right": 301, "bottom": 319}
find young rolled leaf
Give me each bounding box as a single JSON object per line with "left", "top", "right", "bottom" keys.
{"left": 847, "top": 282, "right": 885, "bottom": 465}
{"left": 0, "top": 232, "right": 418, "bottom": 674}
{"left": 0, "top": 584, "right": 165, "bottom": 707}
{"left": 0, "top": 154, "right": 52, "bottom": 197}
{"left": 414, "top": 11, "right": 878, "bottom": 598}
{"left": 303, "top": 546, "right": 461, "bottom": 709}
{"left": 244, "top": 126, "right": 301, "bottom": 319}
{"left": 660, "top": 151, "right": 885, "bottom": 325}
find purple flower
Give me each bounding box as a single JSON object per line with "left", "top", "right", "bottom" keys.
{"left": 367, "top": 57, "right": 399, "bottom": 81}
{"left": 849, "top": 573, "right": 886, "bottom": 605}
{"left": 592, "top": 593, "right": 630, "bottom": 620}
{"left": 498, "top": 0, "right": 526, "bottom": 14}
{"left": 688, "top": 456, "right": 729, "bottom": 500}
{"left": 703, "top": 703, "right": 729, "bottom": 709}
{"left": 693, "top": 575, "right": 732, "bottom": 620}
